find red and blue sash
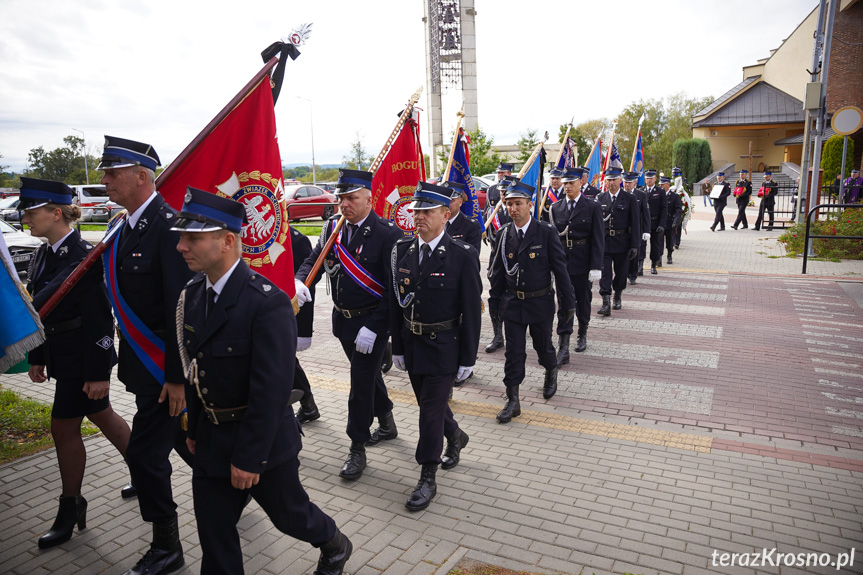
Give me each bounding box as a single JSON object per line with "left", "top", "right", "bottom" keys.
{"left": 490, "top": 211, "right": 501, "bottom": 231}
{"left": 546, "top": 187, "right": 559, "bottom": 204}
{"left": 103, "top": 219, "right": 166, "bottom": 383}
{"left": 332, "top": 220, "right": 384, "bottom": 299}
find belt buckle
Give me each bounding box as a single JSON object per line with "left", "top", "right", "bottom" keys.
{"left": 566, "top": 238, "right": 573, "bottom": 248}
{"left": 411, "top": 322, "right": 423, "bottom": 335}
{"left": 342, "top": 309, "right": 352, "bottom": 319}
{"left": 609, "top": 229, "right": 616, "bottom": 237}
{"left": 516, "top": 290, "right": 526, "bottom": 300}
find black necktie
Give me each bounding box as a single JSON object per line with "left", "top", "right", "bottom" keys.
{"left": 419, "top": 244, "right": 431, "bottom": 271}
{"left": 569, "top": 200, "right": 575, "bottom": 212}
{"left": 206, "top": 287, "right": 216, "bottom": 318}
{"left": 518, "top": 229, "right": 524, "bottom": 242}
{"left": 346, "top": 223, "right": 358, "bottom": 244}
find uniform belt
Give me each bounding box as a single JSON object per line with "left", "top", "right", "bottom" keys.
{"left": 334, "top": 304, "right": 378, "bottom": 319}
{"left": 606, "top": 227, "right": 631, "bottom": 237}
{"left": 565, "top": 238, "right": 588, "bottom": 247}
{"left": 509, "top": 284, "right": 552, "bottom": 300}
{"left": 403, "top": 317, "right": 460, "bottom": 336}
{"left": 204, "top": 405, "right": 247, "bottom": 425}
{"left": 44, "top": 317, "right": 82, "bottom": 336}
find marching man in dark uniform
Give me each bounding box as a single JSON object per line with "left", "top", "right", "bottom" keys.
{"left": 549, "top": 167, "right": 603, "bottom": 365}
{"left": 20, "top": 179, "right": 132, "bottom": 550}
{"left": 98, "top": 136, "right": 194, "bottom": 575}
{"left": 579, "top": 167, "right": 602, "bottom": 200}
{"left": 388, "top": 181, "right": 481, "bottom": 511}
{"left": 754, "top": 171, "right": 778, "bottom": 231}
{"left": 710, "top": 171, "right": 731, "bottom": 232}
{"left": 662, "top": 176, "right": 682, "bottom": 264}
{"left": 295, "top": 169, "right": 402, "bottom": 481}
{"left": 488, "top": 180, "right": 575, "bottom": 422}
{"left": 539, "top": 168, "right": 565, "bottom": 223}
{"left": 290, "top": 224, "right": 320, "bottom": 424}
{"left": 173, "top": 188, "right": 351, "bottom": 575}
{"left": 624, "top": 171, "right": 651, "bottom": 284}
{"left": 596, "top": 168, "right": 641, "bottom": 315}
{"left": 731, "top": 169, "right": 752, "bottom": 229}
{"left": 483, "top": 173, "right": 514, "bottom": 356}
{"left": 484, "top": 162, "right": 514, "bottom": 222}
{"left": 445, "top": 181, "right": 482, "bottom": 253}
{"left": 644, "top": 169, "right": 668, "bottom": 275}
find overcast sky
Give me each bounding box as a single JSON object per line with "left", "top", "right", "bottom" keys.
{"left": 0, "top": 0, "right": 817, "bottom": 174}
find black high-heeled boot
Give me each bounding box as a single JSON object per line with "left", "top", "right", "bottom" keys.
{"left": 38, "top": 495, "right": 87, "bottom": 549}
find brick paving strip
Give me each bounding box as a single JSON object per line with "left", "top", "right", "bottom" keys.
{"left": 1, "top": 220, "right": 861, "bottom": 575}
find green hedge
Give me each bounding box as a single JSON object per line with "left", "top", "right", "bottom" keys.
{"left": 778, "top": 209, "right": 863, "bottom": 259}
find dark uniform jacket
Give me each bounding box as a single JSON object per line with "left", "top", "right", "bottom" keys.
{"left": 581, "top": 183, "right": 601, "bottom": 200}
{"left": 645, "top": 185, "right": 669, "bottom": 232}
{"left": 666, "top": 191, "right": 683, "bottom": 228}
{"left": 27, "top": 230, "right": 115, "bottom": 381}
{"left": 597, "top": 190, "right": 641, "bottom": 253}
{"left": 549, "top": 196, "right": 605, "bottom": 274}
{"left": 760, "top": 180, "right": 779, "bottom": 208}
{"left": 538, "top": 187, "right": 564, "bottom": 223}
{"left": 714, "top": 181, "right": 732, "bottom": 207}
{"left": 734, "top": 179, "right": 752, "bottom": 207}
{"left": 388, "top": 233, "right": 482, "bottom": 375}
{"left": 113, "top": 194, "right": 193, "bottom": 393}
{"left": 296, "top": 212, "right": 402, "bottom": 341}
{"left": 485, "top": 181, "right": 507, "bottom": 213}
{"left": 289, "top": 225, "right": 314, "bottom": 338}
{"left": 445, "top": 211, "right": 482, "bottom": 253}
{"left": 488, "top": 220, "right": 575, "bottom": 324}
{"left": 180, "top": 262, "right": 301, "bottom": 478}
{"left": 630, "top": 188, "right": 651, "bottom": 238}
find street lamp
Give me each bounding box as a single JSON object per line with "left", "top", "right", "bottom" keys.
{"left": 71, "top": 128, "right": 89, "bottom": 185}
{"left": 294, "top": 96, "right": 316, "bottom": 185}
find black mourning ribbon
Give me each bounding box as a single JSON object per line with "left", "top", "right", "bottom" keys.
{"left": 261, "top": 41, "right": 301, "bottom": 105}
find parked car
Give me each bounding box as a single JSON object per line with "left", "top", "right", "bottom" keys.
{"left": 90, "top": 201, "right": 124, "bottom": 223}
{"left": 0, "top": 196, "right": 21, "bottom": 222}
{"left": 70, "top": 184, "right": 109, "bottom": 222}
{"left": 1, "top": 219, "right": 42, "bottom": 281}
{"left": 0, "top": 188, "right": 19, "bottom": 199}
{"left": 427, "top": 175, "right": 493, "bottom": 210}
{"left": 283, "top": 184, "right": 337, "bottom": 221}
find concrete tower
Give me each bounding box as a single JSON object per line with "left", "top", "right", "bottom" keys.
{"left": 423, "top": 0, "right": 478, "bottom": 178}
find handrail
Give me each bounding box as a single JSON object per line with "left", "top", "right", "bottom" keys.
{"left": 801, "top": 203, "right": 863, "bottom": 274}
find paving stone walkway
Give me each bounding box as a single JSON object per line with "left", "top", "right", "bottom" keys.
{"left": 2, "top": 216, "right": 862, "bottom": 575}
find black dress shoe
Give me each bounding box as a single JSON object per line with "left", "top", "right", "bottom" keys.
{"left": 731, "top": 225, "right": 738, "bottom": 230}
{"left": 496, "top": 386, "right": 521, "bottom": 423}
{"left": 405, "top": 464, "right": 437, "bottom": 511}
{"left": 121, "top": 483, "right": 138, "bottom": 499}
{"left": 628, "top": 277, "right": 636, "bottom": 285}
{"left": 657, "top": 260, "right": 662, "bottom": 267}
{"left": 366, "top": 411, "right": 397, "bottom": 445}
{"left": 575, "top": 334, "right": 587, "bottom": 353}
{"left": 612, "top": 294, "right": 622, "bottom": 310}
{"left": 38, "top": 495, "right": 87, "bottom": 549}
{"left": 441, "top": 429, "right": 469, "bottom": 470}
{"left": 710, "top": 226, "right": 715, "bottom": 232}
{"left": 124, "top": 519, "right": 184, "bottom": 575}
{"left": 543, "top": 367, "right": 558, "bottom": 400}
{"left": 339, "top": 442, "right": 366, "bottom": 480}
{"left": 597, "top": 295, "right": 611, "bottom": 316}
{"left": 296, "top": 396, "right": 320, "bottom": 424}
{"left": 651, "top": 266, "right": 658, "bottom": 275}
{"left": 667, "top": 256, "right": 673, "bottom": 264}
{"left": 314, "top": 530, "right": 352, "bottom": 575}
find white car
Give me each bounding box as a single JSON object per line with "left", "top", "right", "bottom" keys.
{"left": 70, "top": 184, "right": 109, "bottom": 221}
{"left": 1, "top": 219, "right": 43, "bottom": 281}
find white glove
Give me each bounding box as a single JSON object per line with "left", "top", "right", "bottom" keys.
{"left": 297, "top": 337, "right": 311, "bottom": 352}
{"left": 456, "top": 366, "right": 473, "bottom": 381}
{"left": 354, "top": 326, "right": 377, "bottom": 354}
{"left": 588, "top": 269, "right": 601, "bottom": 282}
{"left": 393, "top": 355, "right": 406, "bottom": 371}
{"left": 642, "top": 232, "right": 651, "bottom": 241}
{"left": 294, "top": 280, "right": 312, "bottom": 307}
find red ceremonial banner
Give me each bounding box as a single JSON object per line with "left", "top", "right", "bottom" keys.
{"left": 157, "top": 76, "right": 295, "bottom": 297}
{"left": 371, "top": 116, "right": 426, "bottom": 236}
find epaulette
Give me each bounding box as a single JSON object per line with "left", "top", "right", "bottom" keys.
{"left": 395, "top": 236, "right": 413, "bottom": 243}
{"left": 450, "top": 237, "right": 472, "bottom": 251}
{"left": 248, "top": 273, "right": 278, "bottom": 296}
{"left": 539, "top": 220, "right": 555, "bottom": 229}
{"left": 328, "top": 213, "right": 341, "bottom": 221}
{"left": 386, "top": 221, "right": 395, "bottom": 227}
{"left": 158, "top": 203, "right": 178, "bottom": 223}
{"left": 186, "top": 273, "right": 206, "bottom": 287}
{"left": 291, "top": 228, "right": 302, "bottom": 237}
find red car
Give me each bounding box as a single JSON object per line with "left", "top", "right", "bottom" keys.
{"left": 283, "top": 184, "right": 338, "bottom": 221}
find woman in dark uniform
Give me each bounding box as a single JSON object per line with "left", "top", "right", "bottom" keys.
{"left": 19, "top": 178, "right": 132, "bottom": 549}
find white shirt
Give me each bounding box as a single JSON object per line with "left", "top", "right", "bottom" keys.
{"left": 127, "top": 192, "right": 158, "bottom": 228}
{"left": 205, "top": 258, "right": 242, "bottom": 303}
{"left": 514, "top": 218, "right": 531, "bottom": 237}
{"left": 50, "top": 229, "right": 75, "bottom": 252}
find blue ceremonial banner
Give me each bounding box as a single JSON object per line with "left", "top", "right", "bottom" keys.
{"left": 0, "top": 233, "right": 44, "bottom": 373}
{"left": 521, "top": 145, "right": 546, "bottom": 219}
{"left": 447, "top": 130, "right": 485, "bottom": 232}
{"left": 585, "top": 137, "right": 603, "bottom": 188}
{"left": 607, "top": 142, "right": 623, "bottom": 171}
{"left": 632, "top": 131, "right": 645, "bottom": 186}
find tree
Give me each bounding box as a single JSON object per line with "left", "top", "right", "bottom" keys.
{"left": 672, "top": 138, "right": 713, "bottom": 183}
{"left": 821, "top": 135, "right": 855, "bottom": 184}
{"left": 342, "top": 132, "right": 373, "bottom": 171}
{"left": 25, "top": 135, "right": 98, "bottom": 184}
{"left": 557, "top": 124, "right": 590, "bottom": 165}
{"left": 517, "top": 128, "right": 539, "bottom": 164}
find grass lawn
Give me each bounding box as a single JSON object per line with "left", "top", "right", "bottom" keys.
{"left": 0, "top": 386, "right": 98, "bottom": 464}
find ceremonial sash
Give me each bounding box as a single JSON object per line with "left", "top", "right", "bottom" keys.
{"left": 546, "top": 187, "right": 559, "bottom": 204}
{"left": 331, "top": 221, "right": 384, "bottom": 299}
{"left": 103, "top": 220, "right": 166, "bottom": 383}
{"left": 490, "top": 212, "right": 501, "bottom": 231}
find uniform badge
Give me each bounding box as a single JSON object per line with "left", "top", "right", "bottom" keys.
{"left": 59, "top": 246, "right": 69, "bottom": 256}
{"left": 95, "top": 336, "right": 113, "bottom": 350}
{"left": 184, "top": 191, "right": 193, "bottom": 204}
{"left": 165, "top": 212, "right": 173, "bottom": 219}
{"left": 508, "top": 253, "right": 513, "bottom": 259}
{"left": 404, "top": 278, "right": 410, "bottom": 286}
{"left": 529, "top": 253, "right": 536, "bottom": 259}
{"left": 263, "top": 284, "right": 272, "bottom": 292}
{"left": 139, "top": 218, "right": 148, "bottom": 229}
{"left": 399, "top": 286, "right": 405, "bottom": 294}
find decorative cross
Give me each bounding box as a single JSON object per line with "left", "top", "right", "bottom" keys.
{"left": 738, "top": 141, "right": 763, "bottom": 176}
